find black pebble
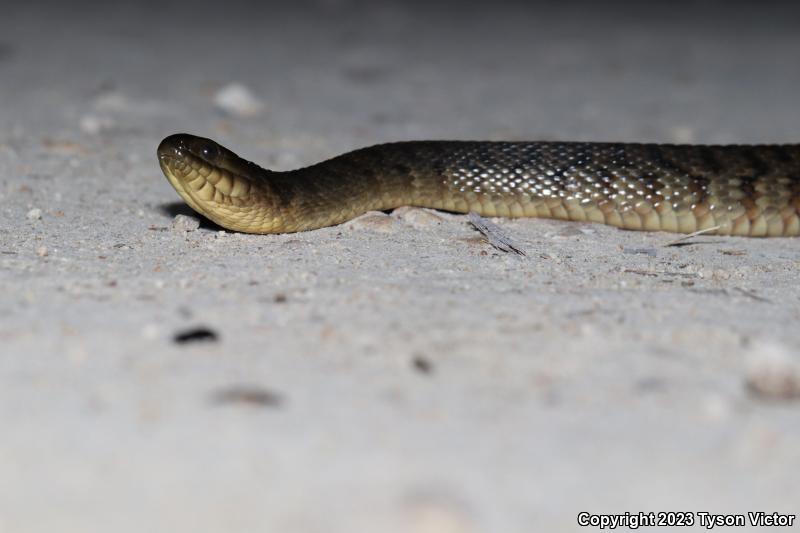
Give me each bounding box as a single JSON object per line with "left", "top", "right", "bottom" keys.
{"left": 412, "top": 356, "right": 434, "bottom": 374}
{"left": 173, "top": 327, "right": 218, "bottom": 344}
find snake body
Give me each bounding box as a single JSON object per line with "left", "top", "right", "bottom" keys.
{"left": 158, "top": 134, "right": 800, "bottom": 237}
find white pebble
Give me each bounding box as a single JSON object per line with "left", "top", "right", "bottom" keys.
{"left": 671, "top": 126, "right": 695, "bottom": 144}
{"left": 79, "top": 114, "right": 115, "bottom": 135}
{"left": 745, "top": 341, "right": 800, "bottom": 400}
{"left": 27, "top": 208, "right": 42, "bottom": 220}
{"left": 214, "top": 83, "right": 264, "bottom": 117}
{"left": 94, "top": 91, "right": 129, "bottom": 112}
{"left": 702, "top": 393, "right": 731, "bottom": 421}
{"left": 36, "top": 246, "right": 48, "bottom": 257}
{"left": 171, "top": 214, "right": 200, "bottom": 232}
{"left": 141, "top": 323, "right": 160, "bottom": 340}
{"left": 345, "top": 211, "right": 398, "bottom": 233}
{"left": 392, "top": 206, "right": 444, "bottom": 229}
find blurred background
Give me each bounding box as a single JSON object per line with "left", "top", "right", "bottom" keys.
{"left": 1, "top": 1, "right": 799, "bottom": 532}
{"left": 3, "top": 0, "right": 799, "bottom": 151}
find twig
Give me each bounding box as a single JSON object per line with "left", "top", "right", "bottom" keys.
{"left": 624, "top": 268, "right": 698, "bottom": 279}
{"left": 664, "top": 225, "right": 721, "bottom": 247}
{"left": 467, "top": 212, "right": 527, "bottom": 256}
{"left": 732, "top": 287, "right": 772, "bottom": 303}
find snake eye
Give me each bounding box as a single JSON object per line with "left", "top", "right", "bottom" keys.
{"left": 200, "top": 143, "right": 220, "bottom": 161}
{"left": 190, "top": 138, "right": 221, "bottom": 162}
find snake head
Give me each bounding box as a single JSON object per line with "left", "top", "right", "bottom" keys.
{"left": 157, "top": 133, "right": 281, "bottom": 231}
{"left": 157, "top": 133, "right": 249, "bottom": 182}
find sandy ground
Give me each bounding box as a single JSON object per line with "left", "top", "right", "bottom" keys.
{"left": 1, "top": 1, "right": 800, "bottom": 531}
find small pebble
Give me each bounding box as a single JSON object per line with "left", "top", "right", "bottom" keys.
{"left": 93, "top": 91, "right": 129, "bottom": 112}
{"left": 345, "top": 211, "right": 397, "bottom": 233}
{"left": 392, "top": 206, "right": 445, "bottom": 229}
{"left": 171, "top": 213, "right": 200, "bottom": 232}
{"left": 173, "top": 327, "right": 219, "bottom": 344}
{"left": 27, "top": 208, "right": 42, "bottom": 220}
{"left": 141, "top": 323, "right": 160, "bottom": 340}
{"left": 411, "top": 355, "right": 434, "bottom": 374}
{"left": 702, "top": 393, "right": 732, "bottom": 421}
{"left": 403, "top": 493, "right": 475, "bottom": 533}
{"left": 745, "top": 341, "right": 800, "bottom": 400}
{"left": 553, "top": 225, "right": 583, "bottom": 238}
{"left": 36, "top": 246, "right": 48, "bottom": 257}
{"left": 671, "top": 125, "right": 695, "bottom": 144}
{"left": 214, "top": 83, "right": 264, "bottom": 117}
{"left": 79, "top": 114, "right": 115, "bottom": 135}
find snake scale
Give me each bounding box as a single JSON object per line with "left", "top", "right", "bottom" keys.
{"left": 158, "top": 133, "right": 800, "bottom": 237}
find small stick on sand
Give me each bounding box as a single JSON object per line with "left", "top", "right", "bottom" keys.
{"left": 664, "top": 225, "right": 721, "bottom": 247}
{"left": 467, "top": 212, "right": 527, "bottom": 256}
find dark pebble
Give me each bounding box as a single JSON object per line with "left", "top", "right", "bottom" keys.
{"left": 173, "top": 327, "right": 219, "bottom": 344}
{"left": 211, "top": 385, "right": 283, "bottom": 408}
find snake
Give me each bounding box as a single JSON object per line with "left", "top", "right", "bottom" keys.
{"left": 157, "top": 133, "right": 800, "bottom": 237}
